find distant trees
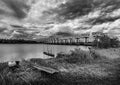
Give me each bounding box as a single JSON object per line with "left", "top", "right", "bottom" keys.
{"left": 0, "top": 39, "right": 37, "bottom": 44}
{"left": 110, "top": 37, "right": 120, "bottom": 47}
{"left": 93, "top": 35, "right": 120, "bottom": 48}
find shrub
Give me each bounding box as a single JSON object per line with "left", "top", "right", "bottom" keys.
{"left": 56, "top": 48, "right": 104, "bottom": 64}
{"left": 67, "top": 48, "right": 92, "bottom": 63}
{"left": 93, "top": 35, "right": 120, "bottom": 48}
{"left": 110, "top": 37, "right": 120, "bottom": 47}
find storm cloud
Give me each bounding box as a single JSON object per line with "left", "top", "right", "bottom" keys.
{"left": 0, "top": 0, "right": 30, "bottom": 19}
{"left": 56, "top": 0, "right": 93, "bottom": 19}
{"left": 0, "top": 0, "right": 120, "bottom": 38}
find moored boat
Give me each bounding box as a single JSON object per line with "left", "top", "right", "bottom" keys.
{"left": 43, "top": 52, "right": 55, "bottom": 57}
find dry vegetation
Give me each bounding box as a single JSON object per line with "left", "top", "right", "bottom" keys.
{"left": 0, "top": 48, "right": 120, "bottom": 85}
{"left": 30, "top": 48, "right": 120, "bottom": 85}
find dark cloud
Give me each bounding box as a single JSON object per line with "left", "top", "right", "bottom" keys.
{"left": 1, "top": 0, "right": 30, "bottom": 19}
{"left": 0, "top": 9, "right": 6, "bottom": 14}
{"left": 53, "top": 0, "right": 120, "bottom": 21}
{"left": 0, "top": 8, "right": 14, "bottom": 17}
{"left": 0, "top": 27, "right": 7, "bottom": 33}
{"left": 90, "top": 16, "right": 120, "bottom": 25}
{"left": 86, "top": 0, "right": 120, "bottom": 25}
{"left": 56, "top": 0, "right": 94, "bottom": 19}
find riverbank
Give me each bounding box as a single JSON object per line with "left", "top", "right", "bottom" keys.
{"left": 0, "top": 48, "right": 120, "bottom": 85}
{"left": 0, "top": 42, "right": 93, "bottom": 46}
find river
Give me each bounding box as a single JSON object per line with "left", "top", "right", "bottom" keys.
{"left": 0, "top": 44, "right": 89, "bottom": 62}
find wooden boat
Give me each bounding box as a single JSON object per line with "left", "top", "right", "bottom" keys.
{"left": 43, "top": 45, "right": 55, "bottom": 57}
{"left": 43, "top": 52, "right": 55, "bottom": 57}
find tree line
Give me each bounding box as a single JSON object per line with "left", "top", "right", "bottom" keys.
{"left": 93, "top": 35, "right": 120, "bottom": 48}
{"left": 0, "top": 39, "right": 38, "bottom": 44}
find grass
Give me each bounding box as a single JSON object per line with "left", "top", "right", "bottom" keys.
{"left": 30, "top": 48, "right": 120, "bottom": 84}
{"left": 0, "top": 61, "right": 52, "bottom": 85}
{"left": 0, "top": 48, "right": 120, "bottom": 85}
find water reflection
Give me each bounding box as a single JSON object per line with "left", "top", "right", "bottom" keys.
{"left": 0, "top": 44, "right": 88, "bottom": 62}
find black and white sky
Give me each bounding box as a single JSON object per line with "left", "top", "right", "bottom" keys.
{"left": 0, "top": 0, "right": 120, "bottom": 38}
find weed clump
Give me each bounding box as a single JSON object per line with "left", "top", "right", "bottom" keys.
{"left": 55, "top": 48, "right": 106, "bottom": 64}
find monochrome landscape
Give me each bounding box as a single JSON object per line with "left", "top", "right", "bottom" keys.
{"left": 0, "top": 0, "right": 120, "bottom": 85}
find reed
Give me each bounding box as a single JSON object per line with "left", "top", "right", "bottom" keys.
{"left": 0, "top": 48, "right": 120, "bottom": 85}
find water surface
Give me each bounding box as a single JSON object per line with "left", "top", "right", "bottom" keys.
{"left": 0, "top": 44, "right": 89, "bottom": 62}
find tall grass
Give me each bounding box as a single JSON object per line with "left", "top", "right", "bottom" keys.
{"left": 0, "top": 48, "right": 120, "bottom": 85}
{"left": 54, "top": 48, "right": 107, "bottom": 64}
{"left": 34, "top": 48, "right": 120, "bottom": 85}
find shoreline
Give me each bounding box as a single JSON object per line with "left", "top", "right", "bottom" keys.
{"left": 0, "top": 42, "right": 93, "bottom": 46}
{"left": 0, "top": 48, "right": 120, "bottom": 85}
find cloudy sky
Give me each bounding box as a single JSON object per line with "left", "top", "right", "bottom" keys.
{"left": 0, "top": 0, "right": 120, "bottom": 39}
